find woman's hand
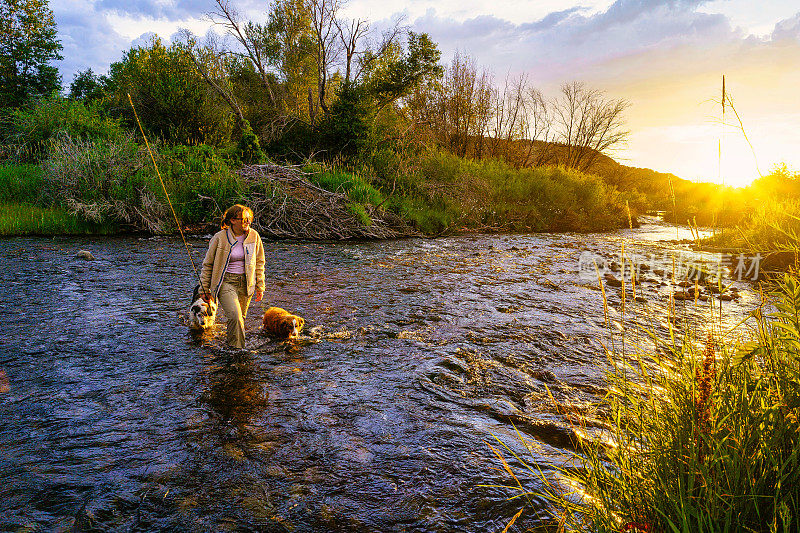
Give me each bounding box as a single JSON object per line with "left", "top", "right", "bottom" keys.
{"left": 255, "top": 290, "right": 263, "bottom": 302}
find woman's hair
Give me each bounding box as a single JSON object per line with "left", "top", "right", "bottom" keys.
{"left": 221, "top": 204, "right": 254, "bottom": 229}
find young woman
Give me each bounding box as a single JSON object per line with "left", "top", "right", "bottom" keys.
{"left": 200, "top": 204, "right": 265, "bottom": 349}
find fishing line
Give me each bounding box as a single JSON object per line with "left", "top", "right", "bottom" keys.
{"left": 127, "top": 94, "right": 208, "bottom": 297}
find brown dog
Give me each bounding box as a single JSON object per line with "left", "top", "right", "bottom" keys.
{"left": 262, "top": 307, "right": 304, "bottom": 340}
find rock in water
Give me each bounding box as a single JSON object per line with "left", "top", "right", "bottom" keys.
{"left": 75, "top": 250, "right": 95, "bottom": 260}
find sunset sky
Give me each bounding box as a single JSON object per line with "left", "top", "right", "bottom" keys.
{"left": 51, "top": 0, "right": 800, "bottom": 187}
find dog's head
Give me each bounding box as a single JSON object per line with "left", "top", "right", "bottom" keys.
{"left": 189, "top": 287, "right": 217, "bottom": 330}
{"left": 279, "top": 314, "right": 304, "bottom": 339}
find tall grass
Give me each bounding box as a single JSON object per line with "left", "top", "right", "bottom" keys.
{"left": 492, "top": 274, "right": 800, "bottom": 532}
{"left": 705, "top": 199, "right": 800, "bottom": 251}
{"left": 405, "top": 151, "right": 629, "bottom": 233}
{"left": 0, "top": 203, "right": 108, "bottom": 235}
{"left": 0, "top": 163, "right": 47, "bottom": 203}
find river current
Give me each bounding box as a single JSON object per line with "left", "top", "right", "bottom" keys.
{"left": 0, "top": 219, "right": 757, "bottom": 532}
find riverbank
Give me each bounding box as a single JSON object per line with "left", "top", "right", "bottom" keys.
{"left": 0, "top": 152, "right": 636, "bottom": 238}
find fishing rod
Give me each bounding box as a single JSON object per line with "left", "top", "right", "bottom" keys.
{"left": 127, "top": 93, "right": 210, "bottom": 299}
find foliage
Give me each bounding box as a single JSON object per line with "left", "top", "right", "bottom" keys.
{"left": 108, "top": 36, "right": 234, "bottom": 146}
{"left": 365, "top": 32, "right": 443, "bottom": 110}
{"left": 705, "top": 198, "right": 800, "bottom": 254}
{"left": 265, "top": 0, "right": 318, "bottom": 118}
{"left": 317, "top": 83, "right": 372, "bottom": 161}
{"left": 0, "top": 162, "right": 45, "bottom": 202}
{"left": 161, "top": 143, "right": 242, "bottom": 223}
{"left": 406, "top": 150, "right": 627, "bottom": 233}
{"left": 40, "top": 132, "right": 241, "bottom": 231}
{"left": 236, "top": 120, "right": 266, "bottom": 164}
{"left": 312, "top": 32, "right": 442, "bottom": 164}
{"left": 68, "top": 68, "right": 112, "bottom": 104}
{"left": 5, "top": 94, "right": 125, "bottom": 161}
{"left": 0, "top": 0, "right": 62, "bottom": 109}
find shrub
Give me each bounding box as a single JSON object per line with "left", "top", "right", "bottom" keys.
{"left": 108, "top": 37, "right": 233, "bottom": 146}
{"left": 42, "top": 134, "right": 244, "bottom": 231}
{"left": 6, "top": 95, "right": 125, "bottom": 161}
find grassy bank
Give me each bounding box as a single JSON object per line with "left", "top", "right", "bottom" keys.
{"left": 0, "top": 145, "right": 632, "bottom": 237}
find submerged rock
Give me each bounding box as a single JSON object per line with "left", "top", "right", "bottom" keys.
{"left": 75, "top": 250, "right": 95, "bottom": 260}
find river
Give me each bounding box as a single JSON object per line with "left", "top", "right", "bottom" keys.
{"left": 0, "top": 219, "right": 757, "bottom": 532}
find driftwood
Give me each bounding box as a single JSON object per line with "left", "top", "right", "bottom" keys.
{"left": 238, "top": 164, "right": 419, "bottom": 240}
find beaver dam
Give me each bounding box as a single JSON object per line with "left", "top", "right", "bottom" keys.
{"left": 0, "top": 218, "right": 757, "bottom": 531}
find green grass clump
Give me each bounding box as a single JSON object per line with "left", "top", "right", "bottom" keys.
{"left": 0, "top": 164, "right": 47, "bottom": 203}
{"left": 493, "top": 274, "right": 800, "bottom": 532}
{"left": 0, "top": 203, "right": 113, "bottom": 235}
{"left": 308, "top": 168, "right": 385, "bottom": 206}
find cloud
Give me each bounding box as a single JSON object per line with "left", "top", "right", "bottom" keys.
{"left": 771, "top": 12, "right": 800, "bottom": 40}
{"left": 411, "top": 0, "right": 736, "bottom": 83}
{"left": 95, "top": 0, "right": 212, "bottom": 22}
{"left": 93, "top": 0, "right": 266, "bottom": 22}
{"left": 53, "top": 1, "right": 131, "bottom": 85}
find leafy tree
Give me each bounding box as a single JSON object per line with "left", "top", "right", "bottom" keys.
{"left": 318, "top": 32, "right": 442, "bottom": 162}
{"left": 266, "top": 0, "right": 318, "bottom": 119}
{"left": 68, "top": 68, "right": 111, "bottom": 104}
{"left": 0, "top": 0, "right": 63, "bottom": 109}
{"left": 365, "top": 32, "right": 442, "bottom": 110}
{"left": 319, "top": 82, "right": 371, "bottom": 160}
{"left": 108, "top": 37, "right": 233, "bottom": 146}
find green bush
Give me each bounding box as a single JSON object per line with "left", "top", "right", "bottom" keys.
{"left": 236, "top": 120, "right": 265, "bottom": 164}
{"left": 108, "top": 37, "right": 233, "bottom": 146}
{"left": 317, "top": 84, "right": 373, "bottom": 163}
{"left": 6, "top": 95, "right": 125, "bottom": 161}
{"left": 405, "top": 151, "right": 626, "bottom": 233}
{"left": 41, "top": 133, "right": 241, "bottom": 231}
{"left": 161, "top": 144, "right": 242, "bottom": 223}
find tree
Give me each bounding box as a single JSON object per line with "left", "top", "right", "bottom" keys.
{"left": 551, "top": 81, "right": 629, "bottom": 172}
{"left": 210, "top": 0, "right": 282, "bottom": 110}
{"left": 0, "top": 0, "right": 63, "bottom": 108}
{"left": 318, "top": 32, "right": 442, "bottom": 162}
{"left": 365, "top": 32, "right": 442, "bottom": 110}
{"left": 108, "top": 37, "right": 234, "bottom": 146}
{"left": 68, "top": 69, "right": 111, "bottom": 103}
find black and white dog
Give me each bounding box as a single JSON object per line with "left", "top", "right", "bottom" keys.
{"left": 188, "top": 285, "right": 217, "bottom": 331}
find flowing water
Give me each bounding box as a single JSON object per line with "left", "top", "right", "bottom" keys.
{"left": 0, "top": 219, "right": 758, "bottom": 532}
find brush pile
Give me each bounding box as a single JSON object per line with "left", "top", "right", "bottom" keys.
{"left": 239, "top": 164, "right": 417, "bottom": 240}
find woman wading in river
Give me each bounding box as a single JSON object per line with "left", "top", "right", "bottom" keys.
{"left": 200, "top": 205, "right": 265, "bottom": 349}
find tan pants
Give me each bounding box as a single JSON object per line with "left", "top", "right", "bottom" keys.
{"left": 218, "top": 272, "right": 252, "bottom": 349}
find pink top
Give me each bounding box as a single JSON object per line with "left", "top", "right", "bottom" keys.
{"left": 226, "top": 234, "right": 246, "bottom": 274}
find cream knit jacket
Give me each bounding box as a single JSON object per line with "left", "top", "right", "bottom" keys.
{"left": 200, "top": 228, "right": 265, "bottom": 298}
